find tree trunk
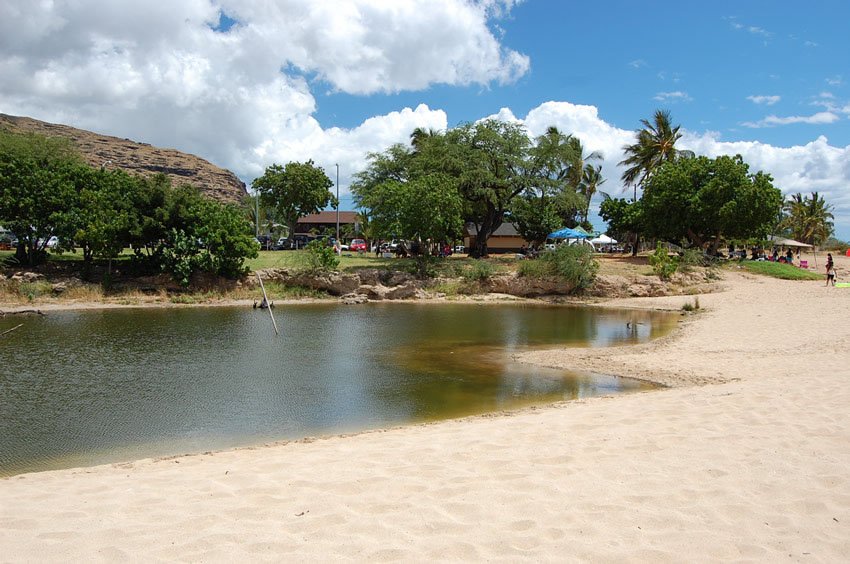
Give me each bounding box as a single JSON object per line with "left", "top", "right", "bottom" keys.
{"left": 470, "top": 205, "right": 502, "bottom": 259}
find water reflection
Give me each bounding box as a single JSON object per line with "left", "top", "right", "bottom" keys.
{"left": 0, "top": 304, "right": 676, "bottom": 475}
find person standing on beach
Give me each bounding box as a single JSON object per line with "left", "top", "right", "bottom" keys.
{"left": 826, "top": 253, "right": 836, "bottom": 286}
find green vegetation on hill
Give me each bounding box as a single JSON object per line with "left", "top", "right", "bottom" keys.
{"left": 0, "top": 129, "right": 257, "bottom": 285}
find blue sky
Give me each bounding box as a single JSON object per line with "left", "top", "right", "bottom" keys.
{"left": 313, "top": 1, "right": 850, "bottom": 237}
{"left": 316, "top": 1, "right": 849, "bottom": 145}
{"left": 2, "top": 0, "right": 849, "bottom": 238}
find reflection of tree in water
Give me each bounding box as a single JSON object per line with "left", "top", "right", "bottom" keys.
{"left": 381, "top": 342, "right": 604, "bottom": 422}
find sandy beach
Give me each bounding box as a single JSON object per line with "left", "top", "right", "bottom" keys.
{"left": 2, "top": 257, "right": 849, "bottom": 561}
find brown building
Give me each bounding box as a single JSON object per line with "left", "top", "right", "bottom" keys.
{"left": 296, "top": 211, "right": 359, "bottom": 235}
{"left": 464, "top": 223, "right": 529, "bottom": 253}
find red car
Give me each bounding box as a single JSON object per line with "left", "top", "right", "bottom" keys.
{"left": 350, "top": 238, "right": 367, "bottom": 252}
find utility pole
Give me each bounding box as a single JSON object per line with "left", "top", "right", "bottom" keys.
{"left": 335, "top": 163, "right": 340, "bottom": 252}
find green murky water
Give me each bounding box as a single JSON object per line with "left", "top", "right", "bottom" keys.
{"left": 0, "top": 303, "right": 676, "bottom": 476}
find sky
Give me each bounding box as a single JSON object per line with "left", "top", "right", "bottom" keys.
{"left": 2, "top": 0, "right": 849, "bottom": 239}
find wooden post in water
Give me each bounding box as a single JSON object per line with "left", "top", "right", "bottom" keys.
{"left": 255, "top": 272, "right": 279, "bottom": 336}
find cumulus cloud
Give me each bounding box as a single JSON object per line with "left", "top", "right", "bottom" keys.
{"left": 742, "top": 112, "right": 840, "bottom": 128}
{"left": 0, "top": 0, "right": 527, "bottom": 190}
{"left": 747, "top": 95, "right": 781, "bottom": 105}
{"left": 653, "top": 91, "right": 692, "bottom": 103}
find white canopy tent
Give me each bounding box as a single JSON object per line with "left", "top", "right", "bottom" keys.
{"left": 590, "top": 234, "right": 617, "bottom": 245}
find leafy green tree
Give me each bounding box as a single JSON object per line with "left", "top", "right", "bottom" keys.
{"left": 640, "top": 154, "right": 782, "bottom": 251}
{"left": 356, "top": 121, "right": 602, "bottom": 257}
{"left": 126, "top": 173, "right": 171, "bottom": 259}
{"left": 193, "top": 199, "right": 259, "bottom": 279}
{"left": 599, "top": 196, "right": 642, "bottom": 245}
{"left": 513, "top": 127, "right": 587, "bottom": 245}
{"left": 0, "top": 130, "right": 83, "bottom": 264}
{"left": 780, "top": 192, "right": 834, "bottom": 246}
{"left": 70, "top": 167, "right": 135, "bottom": 273}
{"left": 449, "top": 120, "right": 531, "bottom": 257}
{"left": 252, "top": 160, "right": 335, "bottom": 237}
{"left": 154, "top": 185, "right": 257, "bottom": 285}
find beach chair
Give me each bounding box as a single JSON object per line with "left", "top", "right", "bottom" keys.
{"left": 799, "top": 260, "right": 808, "bottom": 269}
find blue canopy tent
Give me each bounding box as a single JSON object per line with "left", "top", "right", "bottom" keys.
{"left": 548, "top": 227, "right": 591, "bottom": 239}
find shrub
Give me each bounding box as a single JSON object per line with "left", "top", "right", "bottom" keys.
{"left": 520, "top": 244, "right": 598, "bottom": 291}
{"left": 677, "top": 248, "right": 703, "bottom": 273}
{"left": 649, "top": 242, "right": 677, "bottom": 280}
{"left": 462, "top": 260, "right": 494, "bottom": 282}
{"left": 301, "top": 239, "right": 339, "bottom": 272}
{"left": 517, "top": 258, "right": 550, "bottom": 278}
{"left": 682, "top": 296, "right": 701, "bottom": 312}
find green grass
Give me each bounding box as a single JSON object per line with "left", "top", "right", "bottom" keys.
{"left": 736, "top": 261, "right": 824, "bottom": 280}
{"left": 246, "top": 250, "right": 400, "bottom": 271}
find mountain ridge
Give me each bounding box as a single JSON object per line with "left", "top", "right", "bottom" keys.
{"left": 0, "top": 113, "right": 247, "bottom": 204}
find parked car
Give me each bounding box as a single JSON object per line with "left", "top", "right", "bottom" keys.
{"left": 0, "top": 230, "right": 16, "bottom": 250}
{"left": 288, "top": 234, "right": 315, "bottom": 249}
{"left": 350, "top": 238, "right": 367, "bottom": 252}
{"left": 37, "top": 236, "right": 60, "bottom": 249}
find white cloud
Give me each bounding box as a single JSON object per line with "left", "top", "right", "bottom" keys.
{"left": 742, "top": 112, "right": 840, "bottom": 128}
{"left": 747, "top": 26, "right": 771, "bottom": 38}
{"left": 628, "top": 59, "right": 647, "bottom": 69}
{"left": 747, "top": 95, "right": 781, "bottom": 105}
{"left": 0, "top": 0, "right": 527, "bottom": 190}
{"left": 726, "top": 18, "right": 772, "bottom": 38}
{"left": 653, "top": 91, "right": 692, "bottom": 103}
{"left": 826, "top": 75, "right": 843, "bottom": 86}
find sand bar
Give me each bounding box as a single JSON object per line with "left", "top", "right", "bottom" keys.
{"left": 2, "top": 260, "right": 849, "bottom": 561}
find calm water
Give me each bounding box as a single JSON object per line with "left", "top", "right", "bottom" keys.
{"left": 0, "top": 304, "right": 677, "bottom": 476}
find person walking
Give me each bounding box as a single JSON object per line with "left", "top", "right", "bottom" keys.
{"left": 826, "top": 253, "right": 836, "bottom": 286}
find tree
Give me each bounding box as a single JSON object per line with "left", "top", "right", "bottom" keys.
{"left": 252, "top": 160, "right": 335, "bottom": 237}
{"left": 70, "top": 167, "right": 135, "bottom": 273}
{"left": 599, "top": 196, "right": 642, "bottom": 246}
{"left": 450, "top": 120, "right": 531, "bottom": 257}
{"left": 579, "top": 164, "right": 605, "bottom": 225}
{"left": 192, "top": 199, "right": 259, "bottom": 279}
{"left": 619, "top": 109, "right": 692, "bottom": 202}
{"left": 618, "top": 109, "right": 693, "bottom": 254}
{"left": 640, "top": 154, "right": 782, "bottom": 251}
{"left": 512, "top": 127, "right": 587, "bottom": 246}
{"left": 0, "top": 130, "right": 83, "bottom": 264}
{"left": 355, "top": 121, "right": 601, "bottom": 257}
{"left": 781, "top": 192, "right": 834, "bottom": 246}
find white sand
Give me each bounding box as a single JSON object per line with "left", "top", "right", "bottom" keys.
{"left": 2, "top": 256, "right": 850, "bottom": 561}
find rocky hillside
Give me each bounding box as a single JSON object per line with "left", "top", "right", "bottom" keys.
{"left": 0, "top": 113, "right": 247, "bottom": 204}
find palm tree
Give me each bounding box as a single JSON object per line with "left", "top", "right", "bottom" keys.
{"left": 579, "top": 164, "right": 605, "bottom": 224}
{"left": 530, "top": 127, "right": 594, "bottom": 227}
{"left": 619, "top": 109, "right": 692, "bottom": 201}
{"left": 781, "top": 192, "right": 834, "bottom": 246}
